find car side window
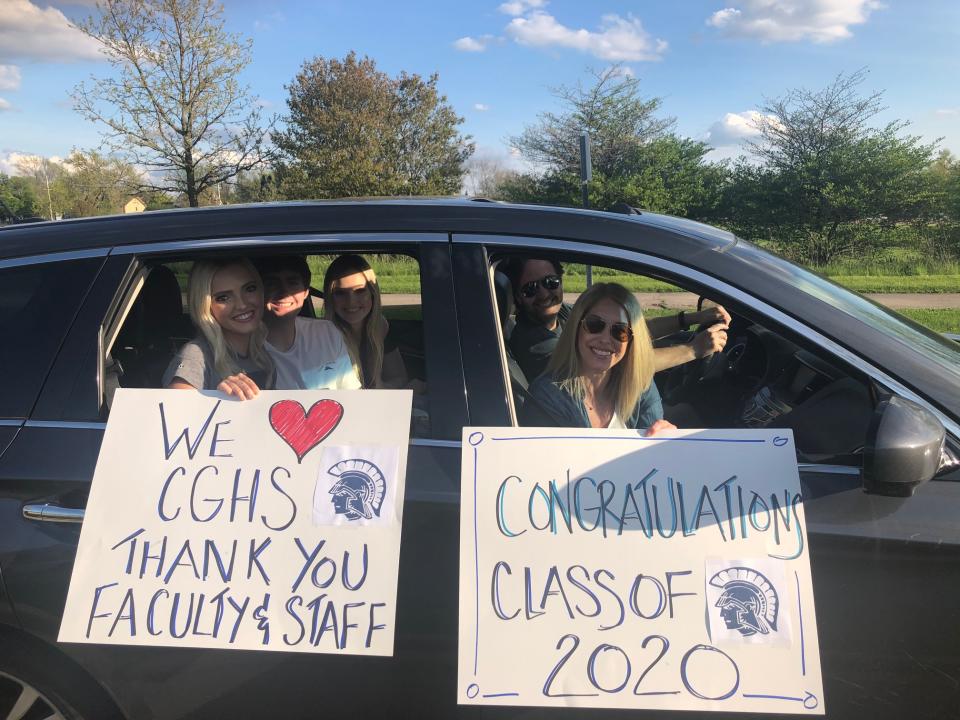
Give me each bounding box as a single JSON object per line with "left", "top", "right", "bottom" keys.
{"left": 492, "top": 251, "right": 876, "bottom": 465}
{"left": 104, "top": 251, "right": 438, "bottom": 438}
{"left": 0, "top": 258, "right": 103, "bottom": 418}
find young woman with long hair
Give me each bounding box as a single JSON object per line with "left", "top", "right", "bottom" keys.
{"left": 528, "top": 282, "right": 675, "bottom": 435}
{"left": 163, "top": 258, "right": 274, "bottom": 399}
{"left": 322, "top": 254, "right": 415, "bottom": 390}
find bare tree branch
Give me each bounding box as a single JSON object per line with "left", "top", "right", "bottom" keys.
{"left": 72, "top": 0, "right": 275, "bottom": 206}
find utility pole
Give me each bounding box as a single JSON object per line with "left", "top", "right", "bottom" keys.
{"left": 579, "top": 131, "right": 593, "bottom": 288}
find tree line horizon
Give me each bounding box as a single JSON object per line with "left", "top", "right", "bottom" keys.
{"left": 2, "top": 0, "right": 958, "bottom": 269}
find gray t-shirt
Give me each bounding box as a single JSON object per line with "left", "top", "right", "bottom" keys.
{"left": 162, "top": 337, "right": 272, "bottom": 390}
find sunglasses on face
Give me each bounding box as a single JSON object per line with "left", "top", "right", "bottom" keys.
{"left": 519, "top": 274, "right": 562, "bottom": 298}
{"left": 580, "top": 314, "right": 633, "bottom": 343}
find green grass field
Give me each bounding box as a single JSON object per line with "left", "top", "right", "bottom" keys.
{"left": 896, "top": 309, "right": 960, "bottom": 333}
{"left": 306, "top": 256, "right": 959, "bottom": 295}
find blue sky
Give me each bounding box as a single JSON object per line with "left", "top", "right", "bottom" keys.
{"left": 1, "top": 0, "right": 958, "bottom": 175}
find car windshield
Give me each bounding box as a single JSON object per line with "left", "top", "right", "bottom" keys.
{"left": 740, "top": 242, "right": 960, "bottom": 378}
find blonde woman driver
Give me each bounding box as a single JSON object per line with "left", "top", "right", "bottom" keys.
{"left": 528, "top": 282, "right": 676, "bottom": 436}
{"left": 163, "top": 258, "right": 274, "bottom": 399}
{"left": 322, "top": 254, "right": 420, "bottom": 391}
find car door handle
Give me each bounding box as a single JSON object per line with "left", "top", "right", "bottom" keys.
{"left": 22, "top": 503, "right": 85, "bottom": 523}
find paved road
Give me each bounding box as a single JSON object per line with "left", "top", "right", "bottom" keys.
{"left": 381, "top": 292, "right": 960, "bottom": 310}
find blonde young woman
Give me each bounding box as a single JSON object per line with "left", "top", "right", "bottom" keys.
{"left": 528, "top": 283, "right": 675, "bottom": 435}
{"left": 322, "top": 254, "right": 412, "bottom": 389}
{"left": 163, "top": 258, "right": 274, "bottom": 399}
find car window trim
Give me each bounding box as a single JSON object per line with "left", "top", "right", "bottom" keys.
{"left": 460, "top": 233, "right": 960, "bottom": 441}
{"left": 0, "top": 247, "right": 108, "bottom": 269}
{"left": 109, "top": 232, "right": 449, "bottom": 257}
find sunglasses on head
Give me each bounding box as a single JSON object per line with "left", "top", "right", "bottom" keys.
{"left": 519, "top": 274, "right": 562, "bottom": 298}
{"left": 580, "top": 314, "right": 633, "bottom": 343}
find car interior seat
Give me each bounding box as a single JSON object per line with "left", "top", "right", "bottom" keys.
{"left": 113, "top": 265, "right": 194, "bottom": 389}
{"left": 493, "top": 270, "right": 529, "bottom": 394}
{"left": 769, "top": 376, "right": 874, "bottom": 462}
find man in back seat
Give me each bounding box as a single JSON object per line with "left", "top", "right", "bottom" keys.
{"left": 503, "top": 257, "right": 730, "bottom": 383}
{"left": 255, "top": 255, "right": 361, "bottom": 390}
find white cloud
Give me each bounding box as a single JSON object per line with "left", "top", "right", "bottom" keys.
{"left": 498, "top": 0, "right": 547, "bottom": 16}
{"left": 0, "top": 98, "right": 12, "bottom": 112}
{"left": 454, "top": 35, "right": 493, "bottom": 52}
{"left": 0, "top": 151, "right": 68, "bottom": 175}
{"left": 0, "top": 0, "right": 102, "bottom": 62}
{"left": 0, "top": 65, "right": 22, "bottom": 91}
{"left": 705, "top": 110, "right": 769, "bottom": 146}
{"left": 707, "top": 0, "right": 881, "bottom": 43}
{"left": 506, "top": 11, "right": 667, "bottom": 61}
{"left": 935, "top": 108, "right": 960, "bottom": 116}
{"left": 474, "top": 103, "right": 490, "bottom": 111}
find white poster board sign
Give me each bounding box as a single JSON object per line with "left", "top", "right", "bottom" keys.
{"left": 458, "top": 427, "right": 824, "bottom": 714}
{"left": 60, "top": 388, "right": 411, "bottom": 656}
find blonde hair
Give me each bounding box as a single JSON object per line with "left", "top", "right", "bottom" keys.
{"left": 187, "top": 258, "right": 273, "bottom": 384}
{"left": 546, "top": 282, "right": 655, "bottom": 422}
{"left": 322, "top": 254, "right": 386, "bottom": 388}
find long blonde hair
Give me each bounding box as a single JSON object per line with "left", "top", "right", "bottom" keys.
{"left": 546, "top": 282, "right": 655, "bottom": 421}
{"left": 187, "top": 258, "right": 273, "bottom": 383}
{"left": 322, "top": 254, "right": 386, "bottom": 388}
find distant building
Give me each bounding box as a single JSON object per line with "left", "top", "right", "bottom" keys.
{"left": 123, "top": 197, "right": 146, "bottom": 214}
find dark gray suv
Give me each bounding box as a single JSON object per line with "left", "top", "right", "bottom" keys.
{"left": 1, "top": 200, "right": 958, "bottom": 719}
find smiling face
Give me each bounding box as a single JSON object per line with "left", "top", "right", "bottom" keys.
{"left": 516, "top": 259, "right": 563, "bottom": 328}
{"left": 208, "top": 263, "right": 263, "bottom": 348}
{"left": 262, "top": 268, "right": 309, "bottom": 320}
{"left": 330, "top": 271, "right": 373, "bottom": 329}
{"left": 576, "top": 297, "right": 631, "bottom": 376}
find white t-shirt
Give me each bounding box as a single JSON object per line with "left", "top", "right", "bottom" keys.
{"left": 266, "top": 317, "right": 361, "bottom": 390}
{"left": 607, "top": 412, "right": 626, "bottom": 429}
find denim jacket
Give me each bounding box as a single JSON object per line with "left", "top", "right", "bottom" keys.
{"left": 527, "top": 375, "right": 663, "bottom": 430}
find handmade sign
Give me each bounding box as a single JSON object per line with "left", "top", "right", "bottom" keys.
{"left": 458, "top": 427, "right": 824, "bottom": 714}
{"left": 60, "top": 388, "right": 411, "bottom": 656}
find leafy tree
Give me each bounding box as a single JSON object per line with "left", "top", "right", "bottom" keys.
{"left": 274, "top": 52, "right": 473, "bottom": 198}
{"left": 926, "top": 150, "right": 960, "bottom": 221}
{"left": 57, "top": 150, "right": 141, "bottom": 217}
{"left": 505, "top": 68, "right": 727, "bottom": 216}
{"left": 463, "top": 155, "right": 518, "bottom": 199}
{"left": 0, "top": 174, "right": 38, "bottom": 220}
{"left": 728, "top": 69, "right": 940, "bottom": 264}
{"left": 73, "top": 0, "right": 273, "bottom": 207}
{"left": 231, "top": 169, "right": 281, "bottom": 204}
{"left": 510, "top": 66, "right": 674, "bottom": 178}
{"left": 15, "top": 155, "right": 69, "bottom": 220}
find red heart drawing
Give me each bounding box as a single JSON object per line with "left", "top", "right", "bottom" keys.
{"left": 269, "top": 399, "right": 344, "bottom": 463}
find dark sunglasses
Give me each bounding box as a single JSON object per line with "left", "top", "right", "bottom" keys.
{"left": 580, "top": 314, "right": 633, "bottom": 343}
{"left": 519, "top": 274, "right": 562, "bottom": 298}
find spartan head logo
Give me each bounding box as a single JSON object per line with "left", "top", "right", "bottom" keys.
{"left": 327, "top": 459, "right": 387, "bottom": 521}
{"left": 709, "top": 567, "right": 779, "bottom": 637}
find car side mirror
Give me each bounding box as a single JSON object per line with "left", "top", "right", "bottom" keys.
{"left": 863, "top": 395, "right": 945, "bottom": 497}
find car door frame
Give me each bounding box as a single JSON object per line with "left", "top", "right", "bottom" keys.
{"left": 4, "top": 231, "right": 472, "bottom": 719}
{"left": 454, "top": 232, "right": 960, "bottom": 719}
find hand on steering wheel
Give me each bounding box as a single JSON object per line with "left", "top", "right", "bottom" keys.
{"left": 693, "top": 322, "right": 729, "bottom": 359}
